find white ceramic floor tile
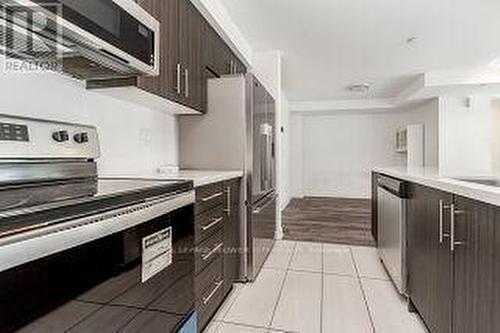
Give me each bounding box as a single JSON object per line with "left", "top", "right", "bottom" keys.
{"left": 270, "top": 270, "right": 322, "bottom": 333}
{"left": 264, "top": 240, "right": 296, "bottom": 270}
{"left": 289, "top": 241, "right": 322, "bottom": 273}
{"left": 323, "top": 243, "right": 357, "bottom": 277}
{"left": 224, "top": 268, "right": 286, "bottom": 327}
{"left": 350, "top": 246, "right": 389, "bottom": 280}
{"left": 212, "top": 284, "right": 244, "bottom": 321}
{"left": 362, "top": 279, "right": 428, "bottom": 333}
{"left": 202, "top": 320, "right": 221, "bottom": 333}
{"left": 323, "top": 274, "right": 373, "bottom": 333}
{"left": 215, "top": 323, "right": 268, "bottom": 333}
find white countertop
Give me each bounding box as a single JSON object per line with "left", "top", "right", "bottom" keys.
{"left": 161, "top": 170, "right": 243, "bottom": 187}
{"left": 109, "top": 170, "right": 243, "bottom": 188}
{"left": 373, "top": 166, "right": 500, "bottom": 207}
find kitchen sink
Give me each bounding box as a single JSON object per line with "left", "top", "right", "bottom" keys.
{"left": 454, "top": 178, "right": 500, "bottom": 187}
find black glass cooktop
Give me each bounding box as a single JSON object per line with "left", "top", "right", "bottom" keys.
{"left": 0, "top": 178, "right": 193, "bottom": 239}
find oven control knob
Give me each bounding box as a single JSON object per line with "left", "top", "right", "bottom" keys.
{"left": 73, "top": 132, "right": 89, "bottom": 144}
{"left": 52, "top": 130, "right": 69, "bottom": 142}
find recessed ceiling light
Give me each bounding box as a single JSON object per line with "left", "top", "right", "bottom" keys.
{"left": 346, "top": 83, "right": 370, "bottom": 93}
{"left": 406, "top": 37, "right": 418, "bottom": 44}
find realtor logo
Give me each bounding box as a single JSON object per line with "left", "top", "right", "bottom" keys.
{"left": 1, "top": 2, "right": 63, "bottom": 73}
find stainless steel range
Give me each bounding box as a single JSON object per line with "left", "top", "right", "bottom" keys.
{"left": 0, "top": 115, "right": 196, "bottom": 333}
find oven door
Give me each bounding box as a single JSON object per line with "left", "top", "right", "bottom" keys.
{"left": 0, "top": 204, "right": 194, "bottom": 333}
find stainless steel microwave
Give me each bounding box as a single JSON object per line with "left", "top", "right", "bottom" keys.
{"left": 0, "top": 0, "right": 160, "bottom": 79}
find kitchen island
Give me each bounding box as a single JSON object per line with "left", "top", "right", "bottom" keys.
{"left": 373, "top": 167, "right": 500, "bottom": 333}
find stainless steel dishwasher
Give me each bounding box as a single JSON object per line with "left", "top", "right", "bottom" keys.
{"left": 377, "top": 175, "right": 409, "bottom": 295}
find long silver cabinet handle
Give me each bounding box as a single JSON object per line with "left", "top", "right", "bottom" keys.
{"left": 450, "top": 204, "right": 466, "bottom": 252}
{"left": 439, "top": 200, "right": 451, "bottom": 243}
{"left": 202, "top": 242, "right": 223, "bottom": 261}
{"left": 176, "top": 63, "right": 182, "bottom": 95}
{"left": 224, "top": 187, "right": 231, "bottom": 215}
{"left": 201, "top": 192, "right": 223, "bottom": 202}
{"left": 201, "top": 217, "right": 223, "bottom": 232}
{"left": 203, "top": 280, "right": 223, "bottom": 305}
{"left": 184, "top": 68, "right": 189, "bottom": 98}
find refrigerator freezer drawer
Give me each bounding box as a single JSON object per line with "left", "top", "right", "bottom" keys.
{"left": 247, "top": 192, "right": 276, "bottom": 281}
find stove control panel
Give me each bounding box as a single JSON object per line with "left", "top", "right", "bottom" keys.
{"left": 0, "top": 115, "right": 100, "bottom": 159}
{"left": 73, "top": 132, "right": 89, "bottom": 144}
{"left": 52, "top": 130, "right": 69, "bottom": 142}
{"left": 0, "top": 123, "right": 29, "bottom": 142}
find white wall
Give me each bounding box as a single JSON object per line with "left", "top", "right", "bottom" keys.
{"left": 280, "top": 91, "right": 291, "bottom": 209}
{"left": 0, "top": 56, "right": 179, "bottom": 176}
{"left": 493, "top": 99, "right": 500, "bottom": 175}
{"left": 403, "top": 99, "right": 440, "bottom": 167}
{"left": 290, "top": 99, "right": 439, "bottom": 198}
{"left": 438, "top": 95, "right": 498, "bottom": 176}
{"left": 290, "top": 113, "right": 304, "bottom": 198}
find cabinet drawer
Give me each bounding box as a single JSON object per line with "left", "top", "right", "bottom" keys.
{"left": 195, "top": 205, "right": 225, "bottom": 244}
{"left": 195, "top": 182, "right": 224, "bottom": 215}
{"left": 195, "top": 255, "right": 223, "bottom": 300}
{"left": 196, "top": 277, "right": 224, "bottom": 332}
{"left": 195, "top": 231, "right": 223, "bottom": 274}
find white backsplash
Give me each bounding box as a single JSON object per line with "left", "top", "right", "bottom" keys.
{"left": 0, "top": 56, "right": 179, "bottom": 177}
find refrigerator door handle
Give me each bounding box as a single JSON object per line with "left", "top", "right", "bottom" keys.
{"left": 260, "top": 131, "right": 268, "bottom": 191}
{"left": 266, "top": 131, "right": 273, "bottom": 188}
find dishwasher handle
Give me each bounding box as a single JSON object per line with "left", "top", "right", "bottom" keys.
{"left": 377, "top": 176, "right": 409, "bottom": 198}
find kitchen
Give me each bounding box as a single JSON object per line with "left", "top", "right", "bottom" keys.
{"left": 0, "top": 0, "right": 499, "bottom": 333}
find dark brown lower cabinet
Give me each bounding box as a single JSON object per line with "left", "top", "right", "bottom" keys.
{"left": 223, "top": 178, "right": 241, "bottom": 297}
{"left": 194, "top": 178, "right": 241, "bottom": 332}
{"left": 408, "top": 183, "right": 453, "bottom": 333}
{"left": 408, "top": 182, "right": 500, "bottom": 333}
{"left": 452, "top": 196, "right": 498, "bottom": 333}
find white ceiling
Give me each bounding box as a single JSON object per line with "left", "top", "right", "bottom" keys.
{"left": 218, "top": 0, "right": 500, "bottom": 102}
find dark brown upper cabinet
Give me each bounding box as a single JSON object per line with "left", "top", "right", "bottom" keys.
{"left": 136, "top": 0, "right": 204, "bottom": 112}
{"left": 136, "top": 0, "right": 180, "bottom": 103}
{"left": 89, "top": 0, "right": 246, "bottom": 114}
{"left": 202, "top": 21, "right": 246, "bottom": 78}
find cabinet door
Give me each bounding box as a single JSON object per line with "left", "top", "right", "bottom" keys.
{"left": 235, "top": 57, "right": 247, "bottom": 74}
{"left": 202, "top": 23, "right": 218, "bottom": 74}
{"left": 137, "top": 0, "right": 180, "bottom": 101}
{"left": 222, "top": 178, "right": 241, "bottom": 296}
{"left": 179, "top": 0, "right": 204, "bottom": 112}
{"left": 452, "top": 196, "right": 498, "bottom": 333}
{"left": 408, "top": 184, "right": 453, "bottom": 333}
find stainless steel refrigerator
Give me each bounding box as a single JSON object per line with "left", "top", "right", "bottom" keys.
{"left": 179, "top": 73, "right": 277, "bottom": 281}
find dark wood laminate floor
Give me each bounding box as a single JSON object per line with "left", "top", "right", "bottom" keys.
{"left": 282, "top": 197, "right": 375, "bottom": 247}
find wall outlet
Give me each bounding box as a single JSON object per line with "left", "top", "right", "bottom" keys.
{"left": 139, "top": 128, "right": 152, "bottom": 147}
